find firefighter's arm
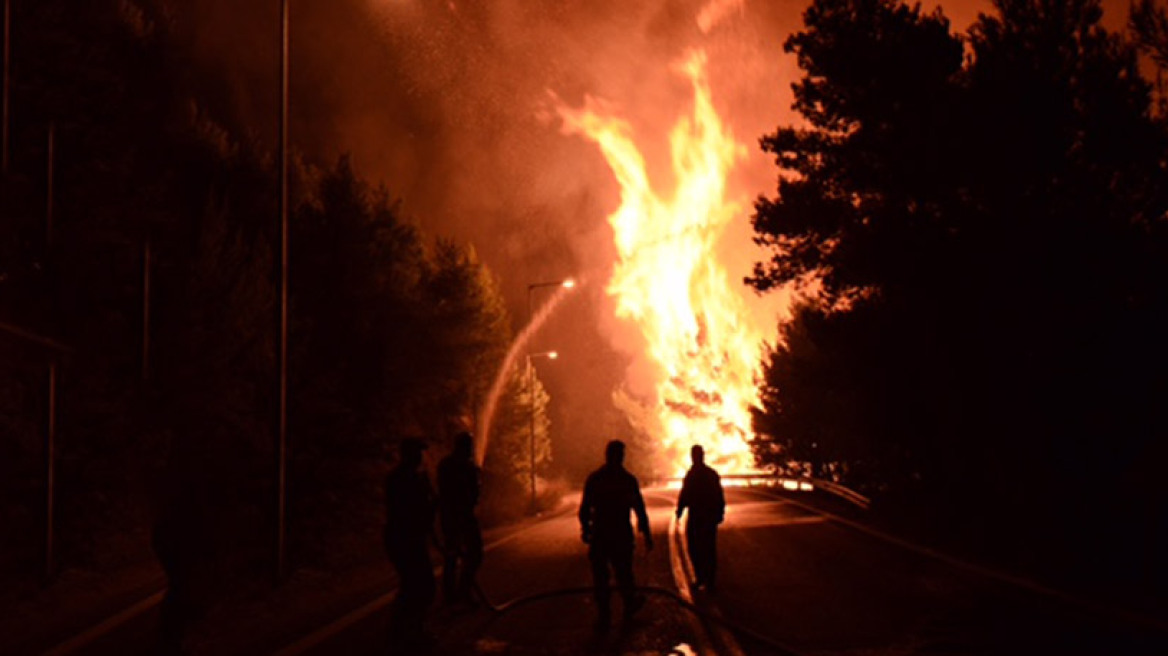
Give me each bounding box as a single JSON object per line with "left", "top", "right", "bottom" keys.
{"left": 634, "top": 484, "right": 653, "bottom": 551}
{"left": 578, "top": 479, "right": 593, "bottom": 544}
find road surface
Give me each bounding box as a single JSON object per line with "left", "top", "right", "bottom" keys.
{"left": 289, "top": 486, "right": 1168, "bottom": 655}
{"left": 705, "top": 487, "right": 1166, "bottom": 655}
{"left": 51, "top": 485, "right": 1168, "bottom": 655}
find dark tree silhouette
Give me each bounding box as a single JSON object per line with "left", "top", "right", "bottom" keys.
{"left": 749, "top": 0, "right": 1168, "bottom": 591}
{"left": 1131, "top": 0, "right": 1168, "bottom": 69}
{"left": 287, "top": 156, "right": 520, "bottom": 567}
{"left": 0, "top": 3, "right": 536, "bottom": 641}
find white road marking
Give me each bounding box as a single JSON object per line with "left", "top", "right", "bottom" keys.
{"left": 740, "top": 487, "right": 1168, "bottom": 635}
{"left": 42, "top": 590, "right": 166, "bottom": 656}
{"left": 668, "top": 510, "right": 745, "bottom": 656}
{"left": 728, "top": 514, "right": 827, "bottom": 529}
{"left": 274, "top": 516, "right": 563, "bottom": 656}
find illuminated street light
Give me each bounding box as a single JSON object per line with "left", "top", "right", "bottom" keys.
{"left": 525, "top": 278, "right": 576, "bottom": 342}
{"left": 524, "top": 278, "right": 573, "bottom": 515}
{"left": 528, "top": 278, "right": 576, "bottom": 296}
{"left": 526, "top": 350, "right": 558, "bottom": 514}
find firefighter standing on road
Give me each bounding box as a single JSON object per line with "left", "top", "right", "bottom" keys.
{"left": 383, "top": 438, "right": 437, "bottom": 647}
{"left": 437, "top": 431, "right": 483, "bottom": 606}
{"left": 676, "top": 444, "right": 725, "bottom": 591}
{"left": 578, "top": 439, "right": 653, "bottom": 631}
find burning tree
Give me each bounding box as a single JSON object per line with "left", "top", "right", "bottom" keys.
{"left": 558, "top": 51, "right": 767, "bottom": 477}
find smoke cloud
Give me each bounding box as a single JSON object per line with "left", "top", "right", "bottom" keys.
{"left": 170, "top": 0, "right": 1131, "bottom": 477}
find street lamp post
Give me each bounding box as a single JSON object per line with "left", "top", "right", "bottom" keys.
{"left": 524, "top": 278, "right": 574, "bottom": 514}
{"left": 526, "top": 350, "right": 557, "bottom": 514}
{"left": 525, "top": 279, "right": 575, "bottom": 335}
{"left": 276, "top": 0, "right": 290, "bottom": 582}
{"left": 3, "top": 0, "right": 11, "bottom": 174}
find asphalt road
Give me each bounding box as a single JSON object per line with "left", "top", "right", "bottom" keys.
{"left": 288, "top": 485, "right": 1168, "bottom": 655}
{"left": 696, "top": 487, "right": 1168, "bottom": 656}
{"left": 289, "top": 491, "right": 706, "bottom": 655}
{"left": 49, "top": 484, "right": 1168, "bottom": 655}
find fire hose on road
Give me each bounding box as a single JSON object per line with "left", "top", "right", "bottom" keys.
{"left": 464, "top": 507, "right": 804, "bottom": 656}
{"left": 470, "top": 581, "right": 802, "bottom": 656}
{"left": 277, "top": 496, "right": 807, "bottom": 656}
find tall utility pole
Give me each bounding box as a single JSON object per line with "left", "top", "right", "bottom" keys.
{"left": 526, "top": 288, "right": 533, "bottom": 512}
{"left": 525, "top": 350, "right": 556, "bottom": 514}
{"left": 275, "top": 0, "right": 289, "bottom": 583}
{"left": 43, "top": 121, "right": 56, "bottom": 583}
{"left": 46, "top": 123, "right": 53, "bottom": 248}
{"left": 523, "top": 279, "right": 574, "bottom": 514}
{"left": 275, "top": 0, "right": 290, "bottom": 582}
{"left": 2, "top": 0, "right": 11, "bottom": 175}
{"left": 527, "top": 356, "right": 535, "bottom": 512}
{"left": 44, "top": 361, "right": 56, "bottom": 583}
{"left": 0, "top": 322, "right": 70, "bottom": 584}
{"left": 141, "top": 241, "right": 151, "bottom": 381}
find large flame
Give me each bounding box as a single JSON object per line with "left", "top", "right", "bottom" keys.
{"left": 559, "top": 51, "right": 766, "bottom": 476}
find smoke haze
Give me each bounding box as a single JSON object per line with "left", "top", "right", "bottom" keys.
{"left": 171, "top": 0, "right": 1132, "bottom": 477}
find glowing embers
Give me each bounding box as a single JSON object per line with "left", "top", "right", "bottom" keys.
{"left": 558, "top": 51, "right": 765, "bottom": 477}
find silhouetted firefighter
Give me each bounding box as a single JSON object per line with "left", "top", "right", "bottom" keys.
{"left": 578, "top": 439, "right": 653, "bottom": 631}
{"left": 676, "top": 444, "right": 725, "bottom": 590}
{"left": 153, "top": 468, "right": 197, "bottom": 655}
{"left": 152, "top": 440, "right": 213, "bottom": 656}
{"left": 383, "top": 438, "right": 437, "bottom": 648}
{"left": 437, "top": 431, "right": 483, "bottom": 606}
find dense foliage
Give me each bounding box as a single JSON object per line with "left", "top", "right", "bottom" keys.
{"left": 750, "top": 0, "right": 1168, "bottom": 589}
{"left": 0, "top": 0, "right": 545, "bottom": 612}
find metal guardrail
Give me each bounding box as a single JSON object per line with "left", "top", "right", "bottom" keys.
{"left": 666, "top": 473, "right": 871, "bottom": 510}
{"left": 810, "top": 478, "right": 871, "bottom": 510}
{"left": 0, "top": 319, "right": 72, "bottom": 353}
